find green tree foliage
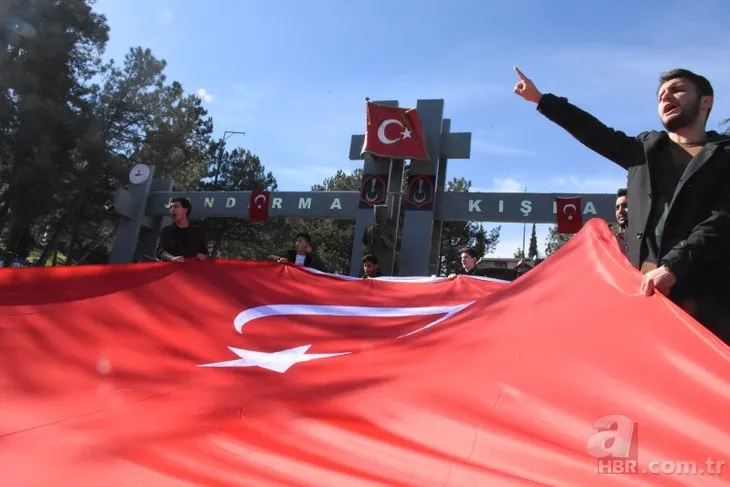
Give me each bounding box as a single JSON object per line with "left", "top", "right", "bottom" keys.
{"left": 528, "top": 223, "right": 539, "bottom": 260}
{"left": 0, "top": 1, "right": 215, "bottom": 266}
{"left": 198, "top": 140, "right": 280, "bottom": 260}
{"left": 544, "top": 226, "right": 573, "bottom": 256}
{"left": 0, "top": 0, "right": 109, "bottom": 265}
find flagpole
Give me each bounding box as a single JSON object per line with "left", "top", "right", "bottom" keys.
{"left": 522, "top": 186, "right": 527, "bottom": 259}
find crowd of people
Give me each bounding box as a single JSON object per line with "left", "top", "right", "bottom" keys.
{"left": 154, "top": 67, "right": 729, "bottom": 346}
{"left": 154, "top": 195, "right": 492, "bottom": 280}
{"left": 154, "top": 197, "right": 386, "bottom": 278}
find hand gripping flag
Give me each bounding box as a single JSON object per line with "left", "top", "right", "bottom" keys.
{"left": 2, "top": 219, "right": 730, "bottom": 486}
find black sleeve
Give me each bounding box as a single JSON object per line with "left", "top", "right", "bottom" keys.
{"left": 536, "top": 93, "right": 646, "bottom": 170}
{"left": 155, "top": 227, "right": 174, "bottom": 261}
{"left": 309, "top": 253, "right": 329, "bottom": 273}
{"left": 659, "top": 171, "right": 730, "bottom": 282}
{"left": 197, "top": 228, "right": 209, "bottom": 255}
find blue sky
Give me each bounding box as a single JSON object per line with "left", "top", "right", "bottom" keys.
{"left": 94, "top": 0, "right": 730, "bottom": 258}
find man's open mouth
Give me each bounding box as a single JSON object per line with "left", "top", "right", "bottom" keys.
{"left": 663, "top": 103, "right": 678, "bottom": 115}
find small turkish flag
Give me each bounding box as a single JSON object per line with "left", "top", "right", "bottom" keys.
{"left": 556, "top": 196, "right": 583, "bottom": 234}
{"left": 249, "top": 190, "right": 270, "bottom": 223}
{"left": 361, "top": 101, "right": 429, "bottom": 161}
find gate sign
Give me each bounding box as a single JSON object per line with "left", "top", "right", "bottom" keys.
{"left": 146, "top": 191, "right": 360, "bottom": 220}
{"left": 144, "top": 191, "right": 616, "bottom": 223}
{"left": 435, "top": 192, "right": 616, "bottom": 224}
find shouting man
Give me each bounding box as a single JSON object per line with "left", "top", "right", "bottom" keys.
{"left": 514, "top": 67, "right": 730, "bottom": 343}
{"left": 155, "top": 197, "right": 208, "bottom": 263}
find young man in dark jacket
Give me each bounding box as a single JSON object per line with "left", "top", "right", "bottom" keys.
{"left": 447, "top": 248, "right": 490, "bottom": 279}
{"left": 513, "top": 67, "right": 730, "bottom": 343}
{"left": 155, "top": 197, "right": 208, "bottom": 263}
{"left": 362, "top": 254, "right": 384, "bottom": 279}
{"left": 267, "top": 232, "right": 328, "bottom": 272}
{"left": 615, "top": 188, "right": 629, "bottom": 256}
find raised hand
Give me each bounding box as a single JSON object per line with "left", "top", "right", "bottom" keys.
{"left": 513, "top": 66, "right": 542, "bottom": 104}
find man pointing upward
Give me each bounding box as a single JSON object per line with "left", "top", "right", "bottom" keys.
{"left": 513, "top": 66, "right": 730, "bottom": 344}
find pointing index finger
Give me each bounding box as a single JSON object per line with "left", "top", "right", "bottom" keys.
{"left": 514, "top": 66, "right": 527, "bottom": 81}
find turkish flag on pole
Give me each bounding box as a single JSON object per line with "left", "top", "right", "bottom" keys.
{"left": 3, "top": 219, "right": 730, "bottom": 486}
{"left": 361, "top": 100, "right": 430, "bottom": 160}
{"left": 556, "top": 196, "right": 583, "bottom": 233}
{"left": 248, "top": 189, "right": 270, "bottom": 223}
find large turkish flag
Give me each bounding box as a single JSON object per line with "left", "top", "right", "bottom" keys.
{"left": 2, "top": 219, "right": 730, "bottom": 486}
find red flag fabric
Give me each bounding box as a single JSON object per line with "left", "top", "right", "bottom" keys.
{"left": 2, "top": 219, "right": 730, "bottom": 486}
{"left": 361, "top": 101, "right": 429, "bottom": 160}
{"left": 249, "top": 189, "right": 270, "bottom": 223}
{"left": 556, "top": 195, "right": 584, "bottom": 233}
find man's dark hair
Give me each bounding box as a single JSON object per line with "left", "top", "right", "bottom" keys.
{"left": 658, "top": 68, "right": 713, "bottom": 120}
{"left": 171, "top": 197, "right": 192, "bottom": 217}
{"left": 295, "top": 232, "right": 311, "bottom": 244}
{"left": 617, "top": 188, "right": 627, "bottom": 198}
{"left": 362, "top": 254, "right": 378, "bottom": 265}
{"left": 460, "top": 248, "right": 479, "bottom": 259}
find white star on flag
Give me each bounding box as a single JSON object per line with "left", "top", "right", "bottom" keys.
{"left": 197, "top": 345, "right": 349, "bottom": 373}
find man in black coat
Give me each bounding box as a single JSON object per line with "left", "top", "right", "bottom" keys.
{"left": 513, "top": 67, "right": 730, "bottom": 343}
{"left": 155, "top": 197, "right": 208, "bottom": 263}
{"left": 267, "top": 232, "right": 328, "bottom": 273}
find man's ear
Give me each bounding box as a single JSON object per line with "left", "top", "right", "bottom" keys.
{"left": 701, "top": 95, "right": 714, "bottom": 116}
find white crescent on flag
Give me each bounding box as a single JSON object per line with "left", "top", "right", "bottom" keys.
{"left": 198, "top": 303, "right": 474, "bottom": 372}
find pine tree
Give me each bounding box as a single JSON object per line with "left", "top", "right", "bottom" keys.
{"left": 528, "top": 223, "right": 539, "bottom": 260}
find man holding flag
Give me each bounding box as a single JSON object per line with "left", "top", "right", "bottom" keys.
{"left": 513, "top": 66, "right": 730, "bottom": 343}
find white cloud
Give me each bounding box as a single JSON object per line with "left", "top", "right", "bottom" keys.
{"left": 271, "top": 164, "right": 348, "bottom": 188}
{"left": 197, "top": 88, "right": 213, "bottom": 103}
{"left": 545, "top": 176, "right": 626, "bottom": 194}
{"left": 158, "top": 9, "right": 174, "bottom": 26}
{"left": 491, "top": 177, "right": 524, "bottom": 193}
{"left": 472, "top": 177, "right": 523, "bottom": 193}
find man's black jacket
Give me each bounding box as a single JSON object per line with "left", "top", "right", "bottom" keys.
{"left": 282, "top": 250, "right": 328, "bottom": 273}
{"left": 537, "top": 94, "right": 730, "bottom": 334}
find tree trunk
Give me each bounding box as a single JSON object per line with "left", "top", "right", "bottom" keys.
{"left": 64, "top": 215, "right": 83, "bottom": 265}
{"left": 34, "top": 192, "right": 86, "bottom": 266}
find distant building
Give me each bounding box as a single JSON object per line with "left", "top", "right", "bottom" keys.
{"left": 478, "top": 257, "right": 522, "bottom": 269}
{"left": 476, "top": 257, "right": 536, "bottom": 281}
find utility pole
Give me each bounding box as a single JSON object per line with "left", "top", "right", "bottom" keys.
{"left": 222, "top": 130, "right": 246, "bottom": 141}
{"left": 521, "top": 186, "right": 527, "bottom": 259}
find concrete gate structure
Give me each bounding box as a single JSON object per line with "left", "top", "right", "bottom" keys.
{"left": 109, "top": 98, "right": 618, "bottom": 277}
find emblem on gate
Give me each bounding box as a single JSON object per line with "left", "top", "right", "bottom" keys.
{"left": 405, "top": 175, "right": 435, "bottom": 210}
{"left": 359, "top": 174, "right": 388, "bottom": 208}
